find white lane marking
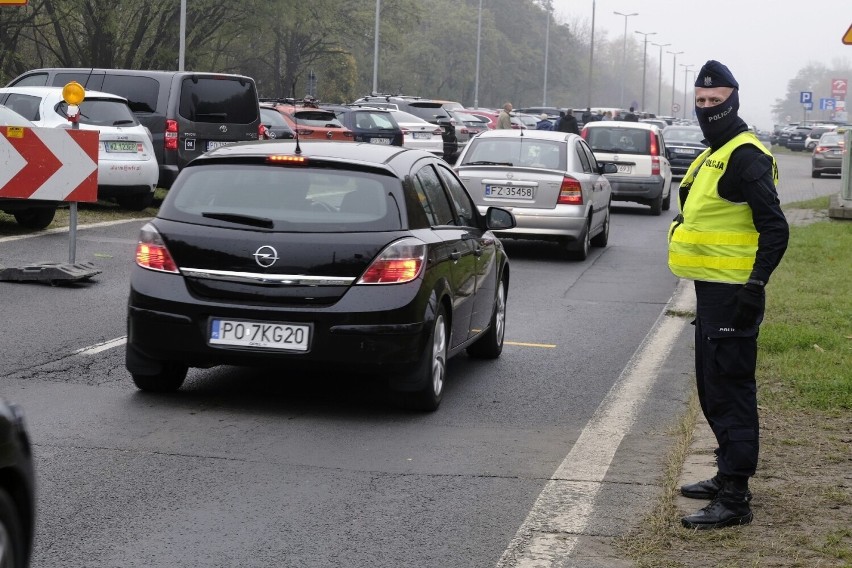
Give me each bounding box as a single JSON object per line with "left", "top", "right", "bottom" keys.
{"left": 75, "top": 336, "right": 127, "bottom": 356}
{"left": 496, "top": 279, "right": 695, "bottom": 567}
{"left": 0, "top": 218, "right": 150, "bottom": 244}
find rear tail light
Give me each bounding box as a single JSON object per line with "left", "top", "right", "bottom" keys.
{"left": 649, "top": 131, "right": 659, "bottom": 156}
{"left": 343, "top": 131, "right": 354, "bottom": 139}
{"left": 357, "top": 238, "right": 426, "bottom": 284}
{"left": 580, "top": 128, "right": 587, "bottom": 140}
{"left": 259, "top": 124, "right": 268, "bottom": 140}
{"left": 814, "top": 146, "right": 827, "bottom": 154}
{"left": 295, "top": 128, "right": 315, "bottom": 136}
{"left": 460, "top": 127, "right": 470, "bottom": 135}
{"left": 651, "top": 156, "right": 660, "bottom": 176}
{"left": 135, "top": 223, "right": 179, "bottom": 274}
{"left": 432, "top": 127, "right": 443, "bottom": 135}
{"left": 557, "top": 176, "right": 583, "bottom": 205}
{"left": 401, "top": 128, "right": 410, "bottom": 136}
{"left": 165, "top": 119, "right": 178, "bottom": 151}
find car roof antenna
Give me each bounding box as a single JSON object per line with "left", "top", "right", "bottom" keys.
{"left": 291, "top": 82, "right": 302, "bottom": 155}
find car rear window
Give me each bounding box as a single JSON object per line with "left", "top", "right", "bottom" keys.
{"left": 663, "top": 128, "right": 704, "bottom": 143}
{"left": 404, "top": 103, "right": 450, "bottom": 123}
{"left": 260, "top": 107, "right": 290, "bottom": 127}
{"left": 56, "top": 98, "right": 139, "bottom": 127}
{"left": 290, "top": 110, "right": 343, "bottom": 127}
{"left": 820, "top": 134, "right": 842, "bottom": 145}
{"left": 165, "top": 164, "right": 403, "bottom": 232}
{"left": 585, "top": 127, "right": 651, "bottom": 155}
{"left": 460, "top": 138, "right": 566, "bottom": 169}
{"left": 352, "top": 110, "right": 396, "bottom": 129}
{"left": 179, "top": 77, "right": 258, "bottom": 124}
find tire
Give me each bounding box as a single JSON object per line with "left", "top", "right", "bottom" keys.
{"left": 568, "top": 218, "right": 590, "bottom": 260}
{"left": 0, "top": 486, "right": 27, "bottom": 568}
{"left": 590, "top": 205, "right": 610, "bottom": 248}
{"left": 13, "top": 207, "right": 56, "bottom": 230}
{"left": 466, "top": 277, "right": 507, "bottom": 359}
{"left": 405, "top": 305, "right": 449, "bottom": 411}
{"left": 662, "top": 188, "right": 671, "bottom": 211}
{"left": 131, "top": 363, "right": 188, "bottom": 392}
{"left": 649, "top": 193, "right": 663, "bottom": 216}
{"left": 117, "top": 192, "right": 154, "bottom": 211}
{"left": 812, "top": 171, "right": 821, "bottom": 178}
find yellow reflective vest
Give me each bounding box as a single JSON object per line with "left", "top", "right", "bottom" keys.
{"left": 667, "top": 132, "right": 777, "bottom": 284}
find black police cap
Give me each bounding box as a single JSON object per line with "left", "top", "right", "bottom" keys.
{"left": 694, "top": 60, "right": 739, "bottom": 89}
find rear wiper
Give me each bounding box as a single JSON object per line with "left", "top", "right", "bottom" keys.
{"left": 201, "top": 212, "right": 274, "bottom": 228}
{"left": 112, "top": 119, "right": 135, "bottom": 125}
{"left": 463, "top": 160, "right": 513, "bottom": 166}
{"left": 196, "top": 113, "right": 228, "bottom": 119}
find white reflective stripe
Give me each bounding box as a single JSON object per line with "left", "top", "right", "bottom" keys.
{"left": 74, "top": 336, "right": 127, "bottom": 355}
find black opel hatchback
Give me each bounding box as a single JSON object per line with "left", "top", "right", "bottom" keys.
{"left": 126, "top": 140, "right": 515, "bottom": 410}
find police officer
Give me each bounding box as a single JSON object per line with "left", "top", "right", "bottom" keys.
{"left": 668, "top": 60, "right": 789, "bottom": 530}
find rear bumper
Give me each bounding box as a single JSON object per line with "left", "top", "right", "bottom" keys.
{"left": 475, "top": 205, "right": 587, "bottom": 241}
{"left": 126, "top": 269, "right": 432, "bottom": 373}
{"left": 606, "top": 175, "right": 665, "bottom": 201}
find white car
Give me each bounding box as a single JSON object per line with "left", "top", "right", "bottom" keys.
{"left": 580, "top": 121, "right": 673, "bottom": 215}
{"left": 389, "top": 109, "right": 443, "bottom": 155}
{"left": 0, "top": 86, "right": 158, "bottom": 210}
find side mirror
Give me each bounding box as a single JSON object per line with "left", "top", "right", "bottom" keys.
{"left": 486, "top": 207, "right": 516, "bottom": 230}
{"left": 599, "top": 162, "right": 618, "bottom": 174}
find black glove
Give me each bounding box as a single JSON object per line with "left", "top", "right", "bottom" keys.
{"left": 731, "top": 283, "right": 765, "bottom": 330}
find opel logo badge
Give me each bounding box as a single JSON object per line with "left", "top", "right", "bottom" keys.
{"left": 219, "top": 125, "right": 228, "bottom": 133}
{"left": 326, "top": 131, "right": 333, "bottom": 139}
{"left": 253, "top": 245, "right": 278, "bottom": 268}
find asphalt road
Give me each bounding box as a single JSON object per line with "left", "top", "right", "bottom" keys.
{"left": 0, "top": 151, "right": 841, "bottom": 567}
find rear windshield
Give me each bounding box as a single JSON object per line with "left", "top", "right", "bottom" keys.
{"left": 663, "top": 128, "right": 704, "bottom": 143}
{"left": 585, "top": 126, "right": 650, "bottom": 155}
{"left": 165, "top": 164, "right": 403, "bottom": 232}
{"left": 260, "top": 107, "right": 289, "bottom": 127}
{"left": 56, "top": 98, "right": 139, "bottom": 127}
{"left": 819, "top": 134, "right": 843, "bottom": 145}
{"left": 179, "top": 77, "right": 258, "bottom": 124}
{"left": 290, "top": 110, "right": 343, "bottom": 127}
{"left": 351, "top": 110, "right": 397, "bottom": 129}
{"left": 404, "top": 103, "right": 450, "bottom": 123}
{"left": 459, "top": 138, "right": 566, "bottom": 169}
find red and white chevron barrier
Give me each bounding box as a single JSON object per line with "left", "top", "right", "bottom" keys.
{"left": 0, "top": 126, "right": 98, "bottom": 202}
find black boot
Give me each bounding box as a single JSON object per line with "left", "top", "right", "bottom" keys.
{"left": 681, "top": 474, "right": 752, "bottom": 501}
{"left": 681, "top": 478, "right": 753, "bottom": 530}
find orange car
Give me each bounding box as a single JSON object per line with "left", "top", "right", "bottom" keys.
{"left": 270, "top": 103, "right": 354, "bottom": 142}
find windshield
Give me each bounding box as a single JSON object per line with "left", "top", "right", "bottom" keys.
{"left": 585, "top": 126, "right": 651, "bottom": 154}
{"left": 56, "top": 98, "right": 139, "bottom": 127}
{"left": 166, "top": 164, "right": 403, "bottom": 232}
{"left": 460, "top": 138, "right": 565, "bottom": 169}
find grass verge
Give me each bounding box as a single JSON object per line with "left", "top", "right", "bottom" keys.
{"left": 621, "top": 199, "right": 852, "bottom": 567}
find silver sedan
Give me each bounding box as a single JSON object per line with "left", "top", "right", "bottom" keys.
{"left": 454, "top": 129, "right": 616, "bottom": 260}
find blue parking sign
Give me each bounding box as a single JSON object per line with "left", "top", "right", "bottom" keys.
{"left": 820, "top": 98, "right": 835, "bottom": 110}
{"left": 800, "top": 91, "right": 812, "bottom": 104}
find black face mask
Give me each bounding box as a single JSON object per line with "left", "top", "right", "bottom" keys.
{"left": 695, "top": 89, "right": 742, "bottom": 146}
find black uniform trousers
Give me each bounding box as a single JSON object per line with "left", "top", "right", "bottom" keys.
{"left": 693, "top": 280, "right": 762, "bottom": 478}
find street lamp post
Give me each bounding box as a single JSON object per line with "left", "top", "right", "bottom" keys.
{"left": 474, "top": 0, "right": 483, "bottom": 108}
{"left": 680, "top": 63, "right": 694, "bottom": 120}
{"left": 543, "top": 0, "right": 553, "bottom": 106}
{"left": 614, "top": 11, "right": 638, "bottom": 108}
{"left": 667, "top": 50, "right": 683, "bottom": 116}
{"left": 651, "top": 42, "right": 670, "bottom": 116}
{"left": 372, "top": 0, "right": 380, "bottom": 93}
{"left": 634, "top": 30, "right": 657, "bottom": 112}
{"left": 587, "top": 0, "right": 596, "bottom": 109}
